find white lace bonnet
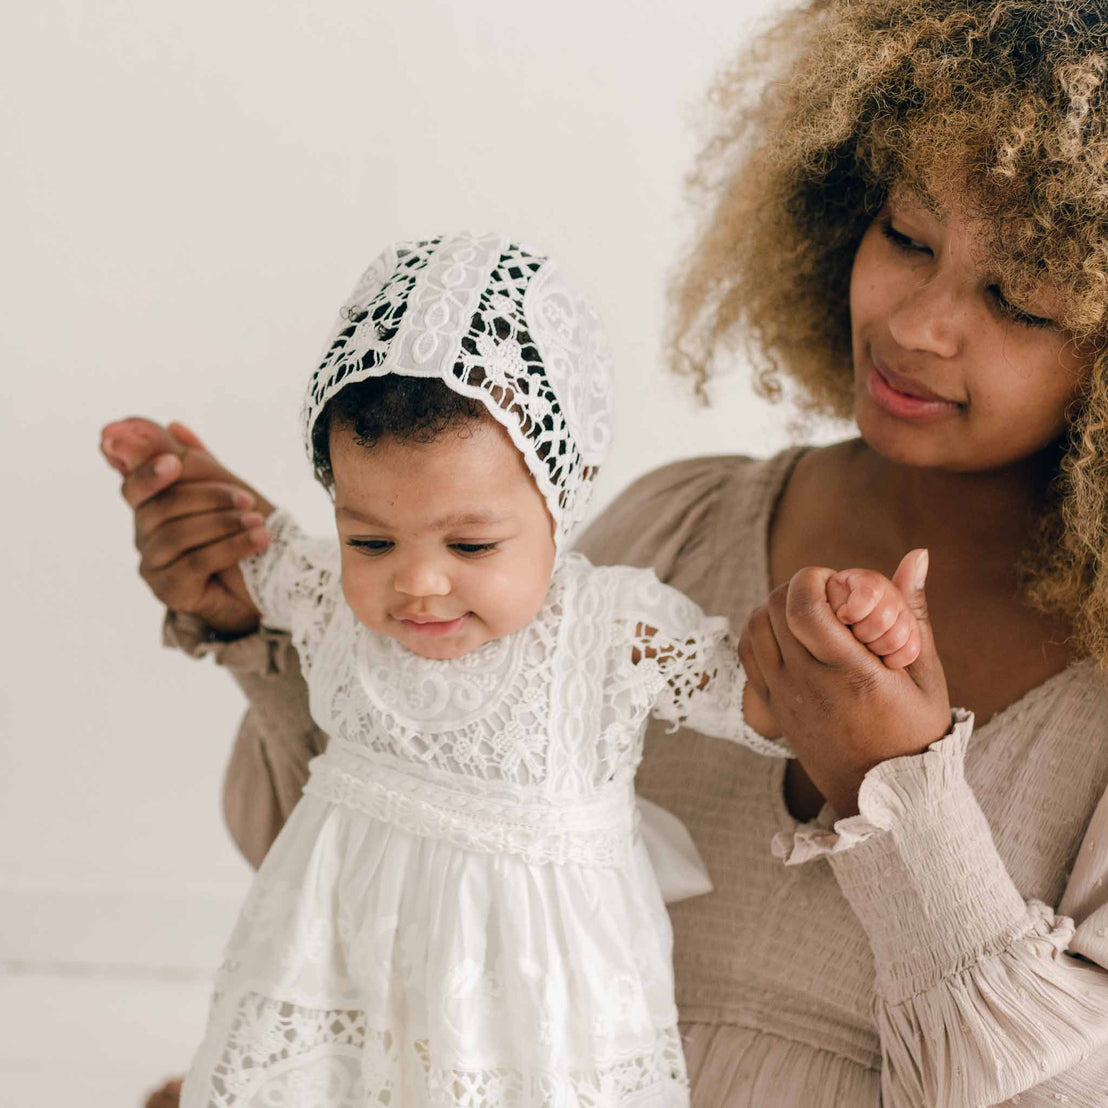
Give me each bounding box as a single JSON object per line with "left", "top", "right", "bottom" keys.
{"left": 302, "top": 232, "right": 615, "bottom": 548}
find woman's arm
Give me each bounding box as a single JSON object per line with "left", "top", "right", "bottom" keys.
{"left": 775, "top": 717, "right": 1108, "bottom": 1106}
{"left": 747, "top": 565, "right": 1108, "bottom": 1105}
{"left": 163, "top": 612, "right": 326, "bottom": 869}
{"left": 103, "top": 419, "right": 327, "bottom": 868}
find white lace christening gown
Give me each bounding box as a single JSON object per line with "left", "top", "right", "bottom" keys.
{"left": 181, "top": 509, "right": 761, "bottom": 1108}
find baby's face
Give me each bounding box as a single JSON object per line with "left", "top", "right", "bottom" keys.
{"left": 331, "top": 420, "right": 557, "bottom": 660}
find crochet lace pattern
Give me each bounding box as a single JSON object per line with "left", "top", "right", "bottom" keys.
{"left": 301, "top": 233, "right": 614, "bottom": 546}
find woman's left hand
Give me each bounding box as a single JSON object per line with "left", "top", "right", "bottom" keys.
{"left": 737, "top": 550, "right": 952, "bottom": 817}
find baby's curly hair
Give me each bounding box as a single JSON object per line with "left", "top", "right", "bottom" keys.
{"left": 671, "top": 0, "right": 1108, "bottom": 668}
{"left": 311, "top": 376, "right": 491, "bottom": 488}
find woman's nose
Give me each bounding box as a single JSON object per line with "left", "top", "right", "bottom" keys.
{"left": 886, "top": 276, "right": 961, "bottom": 359}
{"left": 392, "top": 555, "right": 451, "bottom": 598}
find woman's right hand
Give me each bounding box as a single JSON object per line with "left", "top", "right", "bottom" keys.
{"left": 101, "top": 418, "right": 273, "bottom": 637}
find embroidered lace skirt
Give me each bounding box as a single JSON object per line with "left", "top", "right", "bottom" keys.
{"left": 180, "top": 792, "right": 690, "bottom": 1107}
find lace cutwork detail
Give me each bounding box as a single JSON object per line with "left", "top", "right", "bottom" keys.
{"left": 608, "top": 571, "right": 792, "bottom": 757}
{"left": 243, "top": 519, "right": 784, "bottom": 806}
{"left": 299, "top": 233, "right": 613, "bottom": 547}
{"left": 201, "top": 995, "right": 370, "bottom": 1107}
{"left": 194, "top": 988, "right": 687, "bottom": 1106}
{"left": 442, "top": 241, "right": 613, "bottom": 541}
{"left": 219, "top": 523, "right": 781, "bottom": 1106}
{"left": 241, "top": 512, "right": 341, "bottom": 677}
{"left": 302, "top": 237, "right": 443, "bottom": 438}
{"left": 341, "top": 564, "right": 564, "bottom": 787}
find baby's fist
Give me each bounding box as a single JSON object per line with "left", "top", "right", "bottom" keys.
{"left": 826, "top": 556, "right": 924, "bottom": 669}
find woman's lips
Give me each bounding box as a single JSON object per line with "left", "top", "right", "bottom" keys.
{"left": 394, "top": 613, "right": 470, "bottom": 636}
{"left": 866, "top": 363, "right": 962, "bottom": 422}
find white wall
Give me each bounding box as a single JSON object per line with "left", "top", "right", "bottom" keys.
{"left": 1, "top": 0, "right": 844, "bottom": 978}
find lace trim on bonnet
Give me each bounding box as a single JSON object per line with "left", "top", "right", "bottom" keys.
{"left": 301, "top": 232, "right": 615, "bottom": 548}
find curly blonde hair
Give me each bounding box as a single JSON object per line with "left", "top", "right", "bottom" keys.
{"left": 671, "top": 0, "right": 1108, "bottom": 667}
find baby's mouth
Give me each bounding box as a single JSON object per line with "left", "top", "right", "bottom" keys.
{"left": 393, "top": 613, "right": 470, "bottom": 635}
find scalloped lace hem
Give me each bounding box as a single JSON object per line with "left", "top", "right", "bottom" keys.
{"left": 183, "top": 992, "right": 689, "bottom": 1107}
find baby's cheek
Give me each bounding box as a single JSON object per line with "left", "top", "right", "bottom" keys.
{"left": 481, "top": 564, "right": 548, "bottom": 638}
{"left": 341, "top": 564, "right": 385, "bottom": 632}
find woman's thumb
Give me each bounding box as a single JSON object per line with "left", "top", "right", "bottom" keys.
{"left": 892, "top": 547, "right": 942, "bottom": 677}
{"left": 892, "top": 548, "right": 930, "bottom": 619}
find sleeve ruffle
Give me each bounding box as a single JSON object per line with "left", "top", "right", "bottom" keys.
{"left": 770, "top": 709, "right": 975, "bottom": 866}
{"left": 239, "top": 508, "right": 342, "bottom": 667}
{"left": 875, "top": 901, "right": 1108, "bottom": 1106}
{"left": 162, "top": 609, "right": 297, "bottom": 677}
{"left": 771, "top": 709, "right": 1108, "bottom": 1105}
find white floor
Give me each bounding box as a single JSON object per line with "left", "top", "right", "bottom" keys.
{"left": 0, "top": 969, "right": 212, "bottom": 1107}
{"left": 1, "top": 884, "right": 247, "bottom": 1107}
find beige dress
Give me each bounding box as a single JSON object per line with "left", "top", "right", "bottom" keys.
{"left": 168, "top": 449, "right": 1108, "bottom": 1107}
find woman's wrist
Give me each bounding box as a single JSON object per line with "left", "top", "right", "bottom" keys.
{"left": 163, "top": 609, "right": 261, "bottom": 657}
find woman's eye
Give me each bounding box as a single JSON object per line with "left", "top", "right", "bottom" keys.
{"left": 451, "top": 542, "right": 498, "bottom": 556}
{"left": 987, "top": 287, "right": 1056, "bottom": 329}
{"left": 880, "top": 220, "right": 930, "bottom": 254}
{"left": 347, "top": 539, "right": 393, "bottom": 555}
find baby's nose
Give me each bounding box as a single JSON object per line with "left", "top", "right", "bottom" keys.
{"left": 393, "top": 558, "right": 451, "bottom": 597}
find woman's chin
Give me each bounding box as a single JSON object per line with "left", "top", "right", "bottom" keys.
{"left": 854, "top": 395, "right": 963, "bottom": 470}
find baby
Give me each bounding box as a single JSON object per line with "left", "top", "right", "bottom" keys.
{"left": 107, "top": 233, "right": 921, "bottom": 1107}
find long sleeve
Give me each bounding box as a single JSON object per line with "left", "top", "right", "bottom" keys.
{"left": 162, "top": 610, "right": 327, "bottom": 869}
{"left": 772, "top": 713, "right": 1108, "bottom": 1107}
{"left": 239, "top": 508, "right": 343, "bottom": 674}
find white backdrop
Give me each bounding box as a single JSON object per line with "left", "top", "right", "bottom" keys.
{"left": 1, "top": 0, "right": 844, "bottom": 973}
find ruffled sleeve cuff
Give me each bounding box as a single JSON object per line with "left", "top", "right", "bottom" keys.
{"left": 162, "top": 609, "right": 296, "bottom": 677}
{"left": 772, "top": 710, "right": 1032, "bottom": 1004}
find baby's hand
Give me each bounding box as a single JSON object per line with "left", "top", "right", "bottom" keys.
{"left": 825, "top": 553, "right": 924, "bottom": 669}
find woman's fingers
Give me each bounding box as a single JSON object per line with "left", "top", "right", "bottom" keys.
{"left": 134, "top": 481, "right": 257, "bottom": 545}
{"left": 140, "top": 509, "right": 266, "bottom": 573}
{"left": 143, "top": 527, "right": 269, "bottom": 611}
{"left": 120, "top": 453, "right": 186, "bottom": 510}
{"left": 780, "top": 569, "right": 861, "bottom": 667}
{"left": 739, "top": 603, "right": 783, "bottom": 687}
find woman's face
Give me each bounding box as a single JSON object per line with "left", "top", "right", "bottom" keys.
{"left": 849, "top": 195, "right": 1092, "bottom": 472}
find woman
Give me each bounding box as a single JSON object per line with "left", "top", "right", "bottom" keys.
{"left": 112, "top": 1, "right": 1108, "bottom": 1103}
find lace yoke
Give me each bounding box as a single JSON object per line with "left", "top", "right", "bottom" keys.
{"left": 242, "top": 509, "right": 750, "bottom": 867}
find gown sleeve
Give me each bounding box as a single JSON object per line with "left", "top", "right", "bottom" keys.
{"left": 612, "top": 568, "right": 790, "bottom": 756}
{"left": 771, "top": 712, "right": 1108, "bottom": 1107}
{"left": 164, "top": 456, "right": 740, "bottom": 869}
{"left": 239, "top": 507, "right": 344, "bottom": 679}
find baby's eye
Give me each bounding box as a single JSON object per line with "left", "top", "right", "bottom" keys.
{"left": 451, "top": 542, "right": 499, "bottom": 556}
{"left": 987, "top": 286, "right": 1056, "bottom": 329}
{"left": 880, "top": 220, "right": 930, "bottom": 255}
{"left": 347, "top": 539, "right": 393, "bottom": 555}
